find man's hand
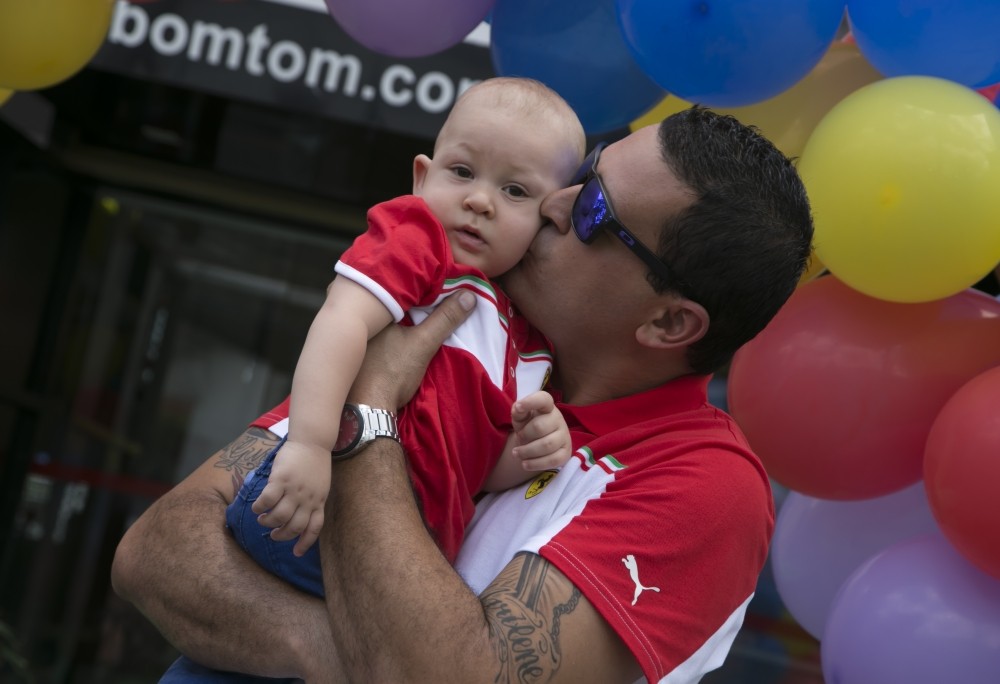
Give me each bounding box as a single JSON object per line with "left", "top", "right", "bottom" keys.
{"left": 511, "top": 390, "right": 573, "bottom": 471}
{"left": 350, "top": 290, "right": 476, "bottom": 410}
{"left": 252, "top": 439, "right": 330, "bottom": 556}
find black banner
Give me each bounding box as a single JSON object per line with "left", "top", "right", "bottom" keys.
{"left": 90, "top": 0, "right": 496, "bottom": 139}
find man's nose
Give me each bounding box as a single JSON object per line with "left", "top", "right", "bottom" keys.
{"left": 540, "top": 185, "right": 579, "bottom": 236}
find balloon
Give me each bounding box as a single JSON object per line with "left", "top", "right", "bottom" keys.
{"left": 798, "top": 253, "right": 825, "bottom": 285}
{"left": 727, "top": 277, "right": 1000, "bottom": 499}
{"left": 822, "top": 535, "right": 1000, "bottom": 684}
{"left": 847, "top": 1, "right": 1000, "bottom": 89}
{"left": 0, "top": 0, "right": 114, "bottom": 90}
{"left": 615, "top": 0, "right": 847, "bottom": 107}
{"left": 771, "top": 483, "right": 938, "bottom": 639}
{"left": 798, "top": 76, "right": 1000, "bottom": 303}
{"left": 924, "top": 366, "right": 1000, "bottom": 580}
{"left": 629, "top": 96, "right": 690, "bottom": 133}
{"left": 0, "top": 89, "right": 12, "bottom": 108}
{"left": 490, "top": 0, "right": 666, "bottom": 134}
{"left": 980, "top": 83, "right": 1000, "bottom": 104}
{"left": 630, "top": 41, "right": 880, "bottom": 160}
{"left": 323, "top": 0, "right": 494, "bottom": 58}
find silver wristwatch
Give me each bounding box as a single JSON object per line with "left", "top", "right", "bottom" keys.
{"left": 331, "top": 403, "right": 400, "bottom": 460}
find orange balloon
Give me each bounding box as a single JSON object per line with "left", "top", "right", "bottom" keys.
{"left": 0, "top": 0, "right": 114, "bottom": 90}
{"left": 631, "top": 42, "right": 883, "bottom": 159}
{"left": 727, "top": 277, "right": 1000, "bottom": 500}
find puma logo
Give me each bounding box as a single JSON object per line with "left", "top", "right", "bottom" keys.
{"left": 622, "top": 554, "right": 660, "bottom": 606}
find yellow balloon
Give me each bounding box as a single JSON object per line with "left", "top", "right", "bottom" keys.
{"left": 0, "top": 88, "right": 12, "bottom": 108}
{"left": 631, "top": 42, "right": 883, "bottom": 160}
{"left": 798, "top": 76, "right": 1000, "bottom": 303}
{"left": 799, "top": 253, "right": 826, "bottom": 285}
{"left": 0, "top": 0, "right": 114, "bottom": 90}
{"left": 630, "top": 95, "right": 691, "bottom": 132}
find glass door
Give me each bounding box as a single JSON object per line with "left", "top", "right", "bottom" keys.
{"left": 1, "top": 184, "right": 353, "bottom": 683}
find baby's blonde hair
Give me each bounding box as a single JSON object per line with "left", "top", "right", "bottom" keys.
{"left": 437, "top": 77, "right": 586, "bottom": 163}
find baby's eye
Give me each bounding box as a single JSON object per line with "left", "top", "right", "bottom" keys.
{"left": 504, "top": 184, "right": 529, "bottom": 199}
{"left": 451, "top": 166, "right": 473, "bottom": 179}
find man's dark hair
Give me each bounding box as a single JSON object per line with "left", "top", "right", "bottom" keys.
{"left": 653, "top": 106, "right": 814, "bottom": 374}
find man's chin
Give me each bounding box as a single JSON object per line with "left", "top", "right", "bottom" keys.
{"left": 502, "top": 266, "right": 544, "bottom": 324}
{"left": 494, "top": 264, "right": 515, "bottom": 288}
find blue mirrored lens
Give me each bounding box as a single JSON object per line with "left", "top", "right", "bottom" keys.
{"left": 571, "top": 145, "right": 602, "bottom": 185}
{"left": 572, "top": 177, "right": 609, "bottom": 243}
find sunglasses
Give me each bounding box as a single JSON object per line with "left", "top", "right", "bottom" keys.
{"left": 571, "top": 142, "right": 676, "bottom": 286}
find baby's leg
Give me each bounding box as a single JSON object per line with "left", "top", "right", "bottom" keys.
{"left": 224, "top": 438, "right": 325, "bottom": 597}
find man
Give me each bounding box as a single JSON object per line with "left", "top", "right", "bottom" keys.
{"left": 112, "top": 107, "right": 813, "bottom": 683}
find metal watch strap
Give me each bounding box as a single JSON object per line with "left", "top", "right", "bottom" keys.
{"left": 360, "top": 405, "right": 399, "bottom": 441}
{"left": 331, "top": 403, "right": 400, "bottom": 461}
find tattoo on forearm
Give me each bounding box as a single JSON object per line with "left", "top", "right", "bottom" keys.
{"left": 213, "top": 427, "right": 279, "bottom": 498}
{"left": 482, "top": 554, "right": 582, "bottom": 683}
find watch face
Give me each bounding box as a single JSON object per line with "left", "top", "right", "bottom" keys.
{"left": 332, "top": 405, "right": 361, "bottom": 453}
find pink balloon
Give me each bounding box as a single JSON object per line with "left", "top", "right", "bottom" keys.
{"left": 771, "top": 483, "right": 938, "bottom": 639}
{"left": 324, "top": 0, "right": 494, "bottom": 58}
{"left": 728, "top": 277, "right": 1000, "bottom": 499}
{"left": 822, "top": 535, "right": 1000, "bottom": 684}
{"left": 925, "top": 365, "right": 1000, "bottom": 580}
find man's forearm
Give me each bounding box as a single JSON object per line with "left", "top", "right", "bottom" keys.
{"left": 321, "top": 439, "right": 495, "bottom": 682}
{"left": 318, "top": 290, "right": 499, "bottom": 680}
{"left": 111, "top": 431, "right": 343, "bottom": 681}
{"left": 321, "top": 437, "right": 639, "bottom": 684}
{"left": 317, "top": 293, "right": 639, "bottom": 682}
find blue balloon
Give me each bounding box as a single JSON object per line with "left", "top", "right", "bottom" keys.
{"left": 847, "top": 1, "right": 1000, "bottom": 89}
{"left": 616, "top": 0, "right": 847, "bottom": 107}
{"left": 490, "top": 0, "right": 667, "bottom": 134}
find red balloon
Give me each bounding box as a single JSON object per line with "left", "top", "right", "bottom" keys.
{"left": 924, "top": 366, "right": 1000, "bottom": 580}
{"left": 727, "top": 276, "right": 1000, "bottom": 499}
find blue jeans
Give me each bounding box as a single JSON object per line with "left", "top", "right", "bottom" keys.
{"left": 224, "top": 437, "right": 325, "bottom": 598}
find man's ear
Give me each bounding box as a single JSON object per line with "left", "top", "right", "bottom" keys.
{"left": 636, "top": 299, "right": 709, "bottom": 349}
{"left": 412, "top": 154, "right": 432, "bottom": 194}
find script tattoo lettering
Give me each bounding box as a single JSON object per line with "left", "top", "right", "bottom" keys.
{"left": 214, "top": 427, "right": 280, "bottom": 497}
{"left": 482, "top": 553, "right": 582, "bottom": 683}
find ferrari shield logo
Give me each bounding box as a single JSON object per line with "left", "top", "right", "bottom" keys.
{"left": 525, "top": 470, "right": 558, "bottom": 499}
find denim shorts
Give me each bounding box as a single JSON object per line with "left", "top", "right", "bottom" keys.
{"left": 159, "top": 655, "right": 301, "bottom": 684}
{"left": 224, "top": 438, "right": 325, "bottom": 598}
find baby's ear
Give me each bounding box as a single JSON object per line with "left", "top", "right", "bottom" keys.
{"left": 412, "top": 154, "right": 432, "bottom": 194}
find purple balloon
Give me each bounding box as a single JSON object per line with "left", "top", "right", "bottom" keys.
{"left": 771, "top": 482, "right": 938, "bottom": 639}
{"left": 823, "top": 535, "right": 1000, "bottom": 684}
{"left": 324, "top": 0, "right": 494, "bottom": 58}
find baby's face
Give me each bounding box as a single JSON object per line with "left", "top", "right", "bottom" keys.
{"left": 413, "top": 99, "right": 582, "bottom": 278}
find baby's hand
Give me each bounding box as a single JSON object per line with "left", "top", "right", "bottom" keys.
{"left": 510, "top": 391, "right": 572, "bottom": 471}
{"left": 252, "top": 439, "right": 331, "bottom": 557}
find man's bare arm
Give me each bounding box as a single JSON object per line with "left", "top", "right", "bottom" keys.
{"left": 111, "top": 427, "right": 344, "bottom": 681}
{"left": 323, "top": 437, "right": 640, "bottom": 683}
{"left": 320, "top": 292, "right": 641, "bottom": 682}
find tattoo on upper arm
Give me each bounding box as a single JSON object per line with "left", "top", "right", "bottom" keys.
{"left": 213, "top": 427, "right": 280, "bottom": 498}
{"left": 481, "top": 553, "right": 582, "bottom": 684}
